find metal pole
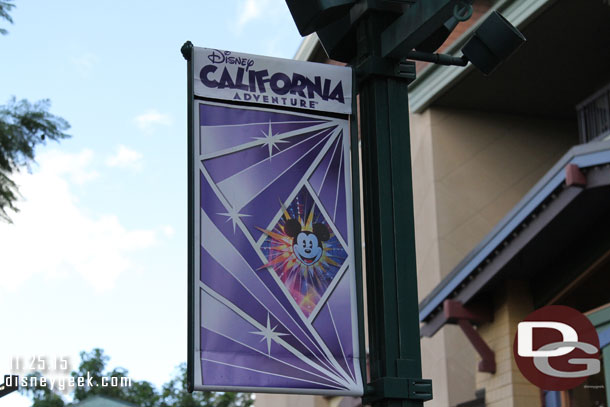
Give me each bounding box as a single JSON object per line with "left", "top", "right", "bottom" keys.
{"left": 357, "top": 14, "right": 431, "bottom": 407}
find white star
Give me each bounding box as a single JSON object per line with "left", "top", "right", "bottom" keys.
{"left": 254, "top": 120, "right": 289, "bottom": 160}
{"left": 217, "top": 206, "right": 251, "bottom": 233}
{"left": 250, "top": 314, "right": 288, "bottom": 355}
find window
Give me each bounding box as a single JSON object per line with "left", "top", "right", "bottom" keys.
{"left": 577, "top": 83, "right": 610, "bottom": 144}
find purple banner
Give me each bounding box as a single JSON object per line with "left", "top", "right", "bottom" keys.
{"left": 192, "top": 100, "right": 362, "bottom": 396}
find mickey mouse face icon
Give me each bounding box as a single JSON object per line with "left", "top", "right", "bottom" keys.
{"left": 284, "top": 219, "right": 330, "bottom": 266}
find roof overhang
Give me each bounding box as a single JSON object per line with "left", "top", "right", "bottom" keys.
{"left": 408, "top": 0, "right": 556, "bottom": 113}
{"left": 419, "top": 140, "right": 610, "bottom": 337}
{"left": 415, "top": 0, "right": 610, "bottom": 118}
{"left": 293, "top": 0, "right": 610, "bottom": 118}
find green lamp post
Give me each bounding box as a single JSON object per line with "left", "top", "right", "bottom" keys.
{"left": 285, "top": 1, "right": 526, "bottom": 406}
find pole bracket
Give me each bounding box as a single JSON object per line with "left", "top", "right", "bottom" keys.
{"left": 444, "top": 299, "right": 496, "bottom": 373}
{"left": 355, "top": 56, "right": 416, "bottom": 83}
{"left": 406, "top": 50, "right": 468, "bottom": 67}
{"left": 0, "top": 375, "right": 19, "bottom": 399}
{"left": 364, "top": 377, "right": 433, "bottom": 403}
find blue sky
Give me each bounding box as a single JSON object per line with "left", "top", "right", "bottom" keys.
{"left": 0, "top": 1, "right": 303, "bottom": 405}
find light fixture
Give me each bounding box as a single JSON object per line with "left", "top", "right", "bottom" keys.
{"left": 461, "top": 11, "right": 526, "bottom": 75}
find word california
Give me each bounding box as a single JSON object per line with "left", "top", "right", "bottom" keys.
{"left": 199, "top": 65, "right": 346, "bottom": 108}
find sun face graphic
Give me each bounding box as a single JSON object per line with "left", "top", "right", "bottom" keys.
{"left": 259, "top": 188, "right": 347, "bottom": 317}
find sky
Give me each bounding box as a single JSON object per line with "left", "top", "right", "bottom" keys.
{"left": 0, "top": 1, "right": 304, "bottom": 405}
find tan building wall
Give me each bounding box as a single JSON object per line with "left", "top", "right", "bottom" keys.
{"left": 426, "top": 108, "right": 576, "bottom": 278}
{"left": 475, "top": 280, "right": 541, "bottom": 407}
{"left": 254, "top": 393, "right": 337, "bottom": 407}
{"left": 412, "top": 108, "right": 478, "bottom": 407}
{"left": 412, "top": 107, "right": 576, "bottom": 407}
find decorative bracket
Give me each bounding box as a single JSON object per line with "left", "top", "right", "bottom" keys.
{"left": 565, "top": 163, "right": 587, "bottom": 187}
{"left": 444, "top": 299, "right": 496, "bottom": 374}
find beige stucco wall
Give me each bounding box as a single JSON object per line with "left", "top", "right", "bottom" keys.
{"left": 411, "top": 109, "right": 480, "bottom": 407}
{"left": 426, "top": 108, "right": 576, "bottom": 279}
{"left": 475, "top": 281, "right": 541, "bottom": 407}
{"left": 411, "top": 107, "right": 576, "bottom": 407}
{"left": 254, "top": 393, "right": 333, "bottom": 407}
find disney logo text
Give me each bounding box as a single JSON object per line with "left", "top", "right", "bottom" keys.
{"left": 207, "top": 49, "right": 255, "bottom": 71}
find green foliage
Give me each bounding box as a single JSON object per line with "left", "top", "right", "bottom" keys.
{"left": 158, "top": 364, "right": 253, "bottom": 407}
{"left": 71, "top": 348, "right": 115, "bottom": 401}
{"left": 0, "top": 97, "right": 70, "bottom": 222}
{"left": 21, "top": 372, "right": 65, "bottom": 407}
{"left": 124, "top": 380, "right": 160, "bottom": 407}
{"left": 1, "top": 1, "right": 71, "bottom": 222}
{"left": 0, "top": 0, "right": 14, "bottom": 35}
{"left": 21, "top": 348, "right": 254, "bottom": 407}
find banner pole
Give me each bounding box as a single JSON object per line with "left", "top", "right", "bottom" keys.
{"left": 181, "top": 40, "right": 195, "bottom": 393}
{"left": 356, "top": 14, "right": 432, "bottom": 406}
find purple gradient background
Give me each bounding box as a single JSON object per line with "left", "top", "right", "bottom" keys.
{"left": 197, "top": 102, "right": 361, "bottom": 394}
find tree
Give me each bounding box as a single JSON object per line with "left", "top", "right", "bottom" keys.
{"left": 21, "top": 372, "right": 65, "bottom": 407}
{"left": 71, "top": 348, "right": 124, "bottom": 402}
{"left": 70, "top": 349, "right": 161, "bottom": 406}
{"left": 21, "top": 348, "right": 254, "bottom": 407}
{"left": 0, "top": 1, "right": 71, "bottom": 222}
{"left": 158, "top": 364, "right": 253, "bottom": 407}
{"left": 0, "top": 0, "right": 14, "bottom": 35}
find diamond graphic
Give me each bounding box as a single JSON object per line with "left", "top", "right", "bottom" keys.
{"left": 259, "top": 187, "right": 348, "bottom": 317}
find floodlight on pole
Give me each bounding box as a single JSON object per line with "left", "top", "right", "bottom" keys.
{"left": 461, "top": 11, "right": 526, "bottom": 75}
{"left": 399, "top": 10, "right": 526, "bottom": 76}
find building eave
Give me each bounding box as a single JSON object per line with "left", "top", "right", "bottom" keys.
{"left": 408, "top": 0, "right": 557, "bottom": 113}
{"left": 419, "top": 140, "right": 610, "bottom": 337}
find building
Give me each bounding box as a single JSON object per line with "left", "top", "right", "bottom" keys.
{"left": 71, "top": 395, "right": 136, "bottom": 407}
{"left": 256, "top": 0, "right": 610, "bottom": 406}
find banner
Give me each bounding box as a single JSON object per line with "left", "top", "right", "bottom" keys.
{"left": 193, "top": 47, "right": 352, "bottom": 114}
{"left": 189, "top": 46, "right": 362, "bottom": 396}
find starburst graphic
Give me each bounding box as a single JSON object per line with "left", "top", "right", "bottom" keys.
{"left": 251, "top": 313, "right": 289, "bottom": 355}
{"left": 259, "top": 187, "right": 347, "bottom": 317}
{"left": 254, "top": 120, "right": 289, "bottom": 160}
{"left": 218, "top": 205, "right": 251, "bottom": 233}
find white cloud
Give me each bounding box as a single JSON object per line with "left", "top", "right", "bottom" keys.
{"left": 235, "top": 0, "right": 274, "bottom": 32}
{"left": 39, "top": 149, "right": 100, "bottom": 185}
{"left": 237, "top": 0, "right": 263, "bottom": 28}
{"left": 134, "top": 109, "right": 172, "bottom": 133}
{"left": 161, "top": 225, "right": 175, "bottom": 238}
{"left": 0, "top": 150, "right": 158, "bottom": 292}
{"left": 106, "top": 145, "right": 143, "bottom": 171}
{"left": 71, "top": 53, "right": 99, "bottom": 78}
